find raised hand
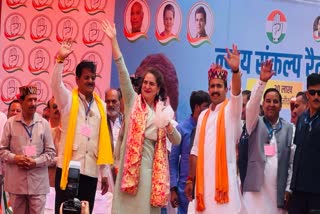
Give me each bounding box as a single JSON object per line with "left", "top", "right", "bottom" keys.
{"left": 101, "top": 19, "right": 116, "bottom": 40}
{"left": 58, "top": 40, "right": 73, "bottom": 60}
{"left": 101, "top": 19, "right": 121, "bottom": 59}
{"left": 260, "top": 59, "right": 275, "bottom": 82}
{"left": 224, "top": 44, "right": 240, "bottom": 72}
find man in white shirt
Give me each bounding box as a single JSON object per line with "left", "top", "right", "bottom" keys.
{"left": 185, "top": 44, "right": 243, "bottom": 213}
{"left": 51, "top": 41, "right": 113, "bottom": 213}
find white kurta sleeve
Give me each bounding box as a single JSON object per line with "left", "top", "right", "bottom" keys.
{"left": 50, "top": 63, "right": 71, "bottom": 112}
{"left": 246, "top": 80, "right": 266, "bottom": 135}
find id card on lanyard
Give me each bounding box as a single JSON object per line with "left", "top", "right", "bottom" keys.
{"left": 80, "top": 96, "right": 94, "bottom": 138}
{"left": 263, "top": 117, "right": 281, "bottom": 157}
{"left": 22, "top": 123, "right": 36, "bottom": 157}
{"left": 264, "top": 144, "right": 276, "bottom": 156}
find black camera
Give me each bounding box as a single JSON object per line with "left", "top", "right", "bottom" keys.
{"left": 62, "top": 198, "right": 81, "bottom": 214}
{"left": 62, "top": 161, "right": 81, "bottom": 214}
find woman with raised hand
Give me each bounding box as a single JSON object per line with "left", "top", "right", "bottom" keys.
{"left": 101, "top": 19, "right": 181, "bottom": 214}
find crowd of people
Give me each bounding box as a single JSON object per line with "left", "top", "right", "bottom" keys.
{"left": 0, "top": 18, "right": 319, "bottom": 214}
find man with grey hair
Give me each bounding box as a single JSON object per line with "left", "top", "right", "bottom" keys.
{"left": 105, "top": 88, "right": 123, "bottom": 151}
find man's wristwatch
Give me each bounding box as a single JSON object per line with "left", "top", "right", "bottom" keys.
{"left": 232, "top": 68, "right": 240, "bottom": 73}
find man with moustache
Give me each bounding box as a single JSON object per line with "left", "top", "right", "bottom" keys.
{"left": 130, "top": 1, "right": 144, "bottom": 33}
{"left": 51, "top": 41, "right": 113, "bottom": 213}
{"left": 242, "top": 60, "right": 293, "bottom": 213}
{"left": 185, "top": 44, "right": 243, "bottom": 213}
{"left": 0, "top": 85, "right": 55, "bottom": 214}
{"left": 289, "top": 73, "right": 320, "bottom": 213}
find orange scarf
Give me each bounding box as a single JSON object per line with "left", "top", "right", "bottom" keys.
{"left": 196, "top": 99, "right": 229, "bottom": 211}
{"left": 121, "top": 95, "right": 169, "bottom": 207}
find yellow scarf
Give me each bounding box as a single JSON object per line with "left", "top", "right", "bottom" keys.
{"left": 196, "top": 99, "right": 229, "bottom": 211}
{"left": 60, "top": 89, "right": 113, "bottom": 190}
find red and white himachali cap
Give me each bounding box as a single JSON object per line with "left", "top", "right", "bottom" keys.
{"left": 208, "top": 63, "right": 228, "bottom": 81}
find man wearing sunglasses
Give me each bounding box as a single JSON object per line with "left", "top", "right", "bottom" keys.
{"left": 289, "top": 73, "right": 320, "bottom": 213}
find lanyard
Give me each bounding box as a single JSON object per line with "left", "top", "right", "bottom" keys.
{"left": 22, "top": 123, "right": 34, "bottom": 142}
{"left": 86, "top": 99, "right": 94, "bottom": 117}
{"left": 263, "top": 117, "right": 282, "bottom": 142}
{"left": 79, "top": 96, "right": 94, "bottom": 117}
{"left": 304, "top": 112, "right": 320, "bottom": 132}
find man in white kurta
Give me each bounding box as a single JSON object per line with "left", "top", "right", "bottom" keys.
{"left": 190, "top": 93, "right": 243, "bottom": 213}
{"left": 242, "top": 60, "right": 293, "bottom": 214}
{"left": 185, "top": 44, "right": 243, "bottom": 213}
{"left": 51, "top": 41, "right": 112, "bottom": 213}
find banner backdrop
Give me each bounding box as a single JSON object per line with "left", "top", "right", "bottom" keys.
{"left": 0, "top": 0, "right": 115, "bottom": 112}
{"left": 111, "top": 0, "right": 320, "bottom": 122}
